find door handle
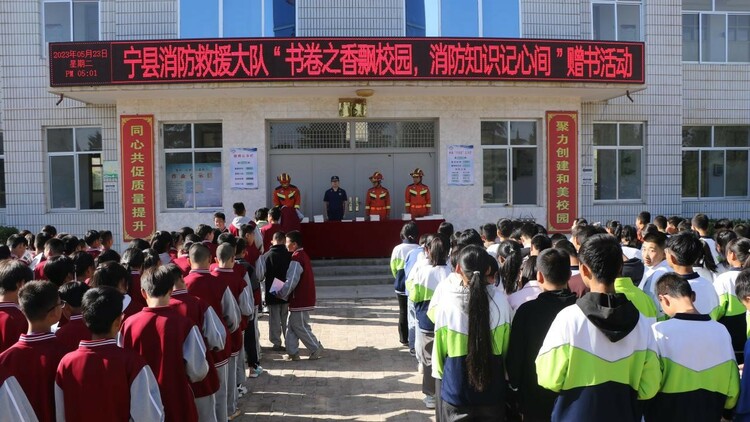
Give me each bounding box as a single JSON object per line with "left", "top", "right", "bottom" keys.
{"left": 355, "top": 196, "right": 360, "bottom": 212}
{"left": 348, "top": 198, "right": 353, "bottom": 212}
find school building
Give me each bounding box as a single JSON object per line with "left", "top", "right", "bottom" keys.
{"left": 0, "top": 0, "right": 748, "bottom": 249}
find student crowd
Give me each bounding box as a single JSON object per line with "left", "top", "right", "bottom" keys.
{"left": 0, "top": 201, "right": 322, "bottom": 422}
{"left": 394, "top": 212, "right": 750, "bottom": 421}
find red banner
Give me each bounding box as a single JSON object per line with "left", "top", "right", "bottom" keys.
{"left": 546, "top": 112, "right": 578, "bottom": 233}
{"left": 120, "top": 115, "right": 155, "bottom": 241}
{"left": 49, "top": 38, "right": 645, "bottom": 87}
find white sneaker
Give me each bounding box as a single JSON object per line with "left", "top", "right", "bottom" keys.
{"left": 237, "top": 384, "right": 248, "bottom": 397}
{"left": 423, "top": 395, "right": 436, "bottom": 409}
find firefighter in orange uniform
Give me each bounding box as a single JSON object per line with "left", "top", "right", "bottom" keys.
{"left": 365, "top": 171, "right": 390, "bottom": 221}
{"left": 405, "top": 168, "right": 431, "bottom": 218}
{"left": 273, "top": 172, "right": 301, "bottom": 210}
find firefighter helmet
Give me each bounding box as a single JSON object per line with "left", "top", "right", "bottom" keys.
{"left": 277, "top": 172, "right": 291, "bottom": 185}
{"left": 369, "top": 171, "right": 383, "bottom": 182}
{"left": 410, "top": 168, "right": 424, "bottom": 178}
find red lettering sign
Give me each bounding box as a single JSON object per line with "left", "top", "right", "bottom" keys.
{"left": 120, "top": 115, "right": 155, "bottom": 241}
{"left": 49, "top": 38, "right": 645, "bottom": 87}
{"left": 547, "top": 112, "right": 578, "bottom": 233}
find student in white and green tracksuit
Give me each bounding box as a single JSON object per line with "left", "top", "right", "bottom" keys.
{"left": 431, "top": 245, "right": 512, "bottom": 421}
{"left": 536, "top": 234, "right": 661, "bottom": 422}
{"left": 410, "top": 235, "right": 451, "bottom": 406}
{"left": 714, "top": 238, "right": 750, "bottom": 363}
{"left": 391, "top": 222, "right": 420, "bottom": 345}
{"left": 646, "top": 273, "right": 739, "bottom": 421}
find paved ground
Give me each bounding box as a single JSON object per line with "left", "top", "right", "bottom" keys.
{"left": 237, "top": 285, "right": 435, "bottom": 421}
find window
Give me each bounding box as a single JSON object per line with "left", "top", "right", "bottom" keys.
{"left": 593, "top": 123, "right": 644, "bottom": 201}
{"left": 481, "top": 121, "right": 537, "bottom": 205}
{"left": 592, "top": 0, "right": 642, "bottom": 41}
{"left": 683, "top": 0, "right": 750, "bottom": 62}
{"left": 43, "top": 0, "right": 99, "bottom": 43}
{"left": 180, "top": 0, "right": 290, "bottom": 38}
{"left": 0, "top": 132, "right": 5, "bottom": 208}
{"left": 47, "top": 128, "right": 103, "bottom": 210}
{"left": 682, "top": 126, "right": 750, "bottom": 198}
{"left": 163, "top": 123, "right": 223, "bottom": 209}
{"left": 406, "top": 0, "right": 426, "bottom": 36}
{"left": 438, "top": 0, "right": 520, "bottom": 37}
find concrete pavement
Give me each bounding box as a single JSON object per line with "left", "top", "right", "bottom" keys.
{"left": 236, "top": 286, "right": 434, "bottom": 421}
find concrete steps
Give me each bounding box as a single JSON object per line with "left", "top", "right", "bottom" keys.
{"left": 312, "top": 258, "right": 393, "bottom": 287}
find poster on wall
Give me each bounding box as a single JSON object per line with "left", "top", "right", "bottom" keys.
{"left": 103, "top": 161, "right": 118, "bottom": 193}
{"left": 546, "top": 111, "right": 579, "bottom": 233}
{"left": 447, "top": 145, "right": 474, "bottom": 186}
{"left": 120, "top": 115, "right": 155, "bottom": 241}
{"left": 165, "top": 163, "right": 223, "bottom": 208}
{"left": 230, "top": 148, "right": 259, "bottom": 189}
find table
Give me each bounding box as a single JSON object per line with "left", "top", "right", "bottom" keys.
{"left": 300, "top": 219, "right": 445, "bottom": 259}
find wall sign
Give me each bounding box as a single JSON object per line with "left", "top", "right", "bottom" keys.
{"left": 447, "top": 145, "right": 474, "bottom": 186}
{"left": 49, "top": 37, "right": 645, "bottom": 87}
{"left": 230, "top": 147, "right": 259, "bottom": 189}
{"left": 120, "top": 115, "right": 155, "bottom": 241}
{"left": 546, "top": 111, "right": 578, "bottom": 233}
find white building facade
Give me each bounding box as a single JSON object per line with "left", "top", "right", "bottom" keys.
{"left": 0, "top": 0, "right": 748, "bottom": 247}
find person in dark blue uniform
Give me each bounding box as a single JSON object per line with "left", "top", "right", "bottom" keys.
{"left": 323, "top": 176, "right": 348, "bottom": 221}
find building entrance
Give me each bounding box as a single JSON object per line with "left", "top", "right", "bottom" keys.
{"left": 268, "top": 120, "right": 437, "bottom": 220}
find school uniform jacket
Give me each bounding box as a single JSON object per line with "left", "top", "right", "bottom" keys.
{"left": 0, "top": 302, "right": 27, "bottom": 353}
{"left": 54, "top": 338, "right": 164, "bottom": 422}
{"left": 713, "top": 269, "right": 747, "bottom": 356}
{"left": 184, "top": 269, "right": 240, "bottom": 367}
{"left": 54, "top": 314, "right": 91, "bottom": 354}
{"left": 409, "top": 264, "right": 452, "bottom": 332}
{"left": 680, "top": 272, "right": 721, "bottom": 319}
{"left": 430, "top": 282, "right": 512, "bottom": 407}
{"left": 119, "top": 306, "right": 208, "bottom": 422}
{"left": 391, "top": 242, "right": 420, "bottom": 295}
{"left": 129, "top": 270, "right": 148, "bottom": 309}
{"left": 645, "top": 313, "right": 739, "bottom": 422}
{"left": 0, "top": 333, "right": 67, "bottom": 422}
{"left": 0, "top": 366, "right": 37, "bottom": 422}
{"left": 212, "top": 268, "right": 253, "bottom": 354}
{"left": 536, "top": 293, "right": 661, "bottom": 422}
{"left": 169, "top": 289, "right": 223, "bottom": 397}
{"left": 506, "top": 289, "right": 578, "bottom": 421}
{"left": 260, "top": 223, "right": 282, "bottom": 255}
{"left": 278, "top": 248, "right": 316, "bottom": 312}
{"left": 638, "top": 260, "right": 671, "bottom": 319}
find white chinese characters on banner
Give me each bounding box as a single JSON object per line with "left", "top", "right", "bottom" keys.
{"left": 230, "top": 148, "right": 258, "bottom": 189}
{"left": 447, "top": 145, "right": 474, "bottom": 186}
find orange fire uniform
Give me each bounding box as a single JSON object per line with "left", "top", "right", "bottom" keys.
{"left": 405, "top": 183, "right": 431, "bottom": 218}
{"left": 365, "top": 186, "right": 390, "bottom": 220}
{"left": 273, "top": 184, "right": 301, "bottom": 209}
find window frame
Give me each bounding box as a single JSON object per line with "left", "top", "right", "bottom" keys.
{"left": 592, "top": 122, "right": 646, "bottom": 203}
{"left": 162, "top": 122, "right": 224, "bottom": 211}
{"left": 590, "top": 0, "right": 644, "bottom": 42}
{"left": 46, "top": 126, "right": 104, "bottom": 211}
{"left": 178, "top": 0, "right": 296, "bottom": 38}
{"left": 435, "top": 0, "right": 522, "bottom": 37}
{"left": 42, "top": 0, "right": 100, "bottom": 48}
{"left": 480, "top": 119, "right": 540, "bottom": 206}
{"left": 681, "top": 125, "right": 750, "bottom": 199}
{"left": 683, "top": 2, "right": 750, "bottom": 63}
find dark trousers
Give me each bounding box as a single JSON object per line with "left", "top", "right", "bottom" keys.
{"left": 244, "top": 317, "right": 259, "bottom": 367}
{"left": 397, "top": 294, "right": 408, "bottom": 344}
{"left": 436, "top": 379, "right": 506, "bottom": 422}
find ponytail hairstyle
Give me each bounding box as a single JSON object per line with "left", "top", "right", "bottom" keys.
{"left": 400, "top": 222, "right": 419, "bottom": 244}
{"left": 716, "top": 229, "right": 739, "bottom": 261}
{"left": 728, "top": 238, "right": 750, "bottom": 268}
{"left": 620, "top": 225, "right": 640, "bottom": 249}
{"left": 428, "top": 235, "right": 449, "bottom": 267}
{"left": 696, "top": 239, "right": 718, "bottom": 272}
{"left": 497, "top": 240, "right": 522, "bottom": 294}
{"left": 520, "top": 255, "right": 538, "bottom": 287}
{"left": 606, "top": 220, "right": 623, "bottom": 239}
{"left": 459, "top": 245, "right": 494, "bottom": 392}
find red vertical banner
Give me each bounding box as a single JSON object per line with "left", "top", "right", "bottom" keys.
{"left": 546, "top": 112, "right": 578, "bottom": 233}
{"left": 120, "top": 115, "right": 155, "bottom": 241}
